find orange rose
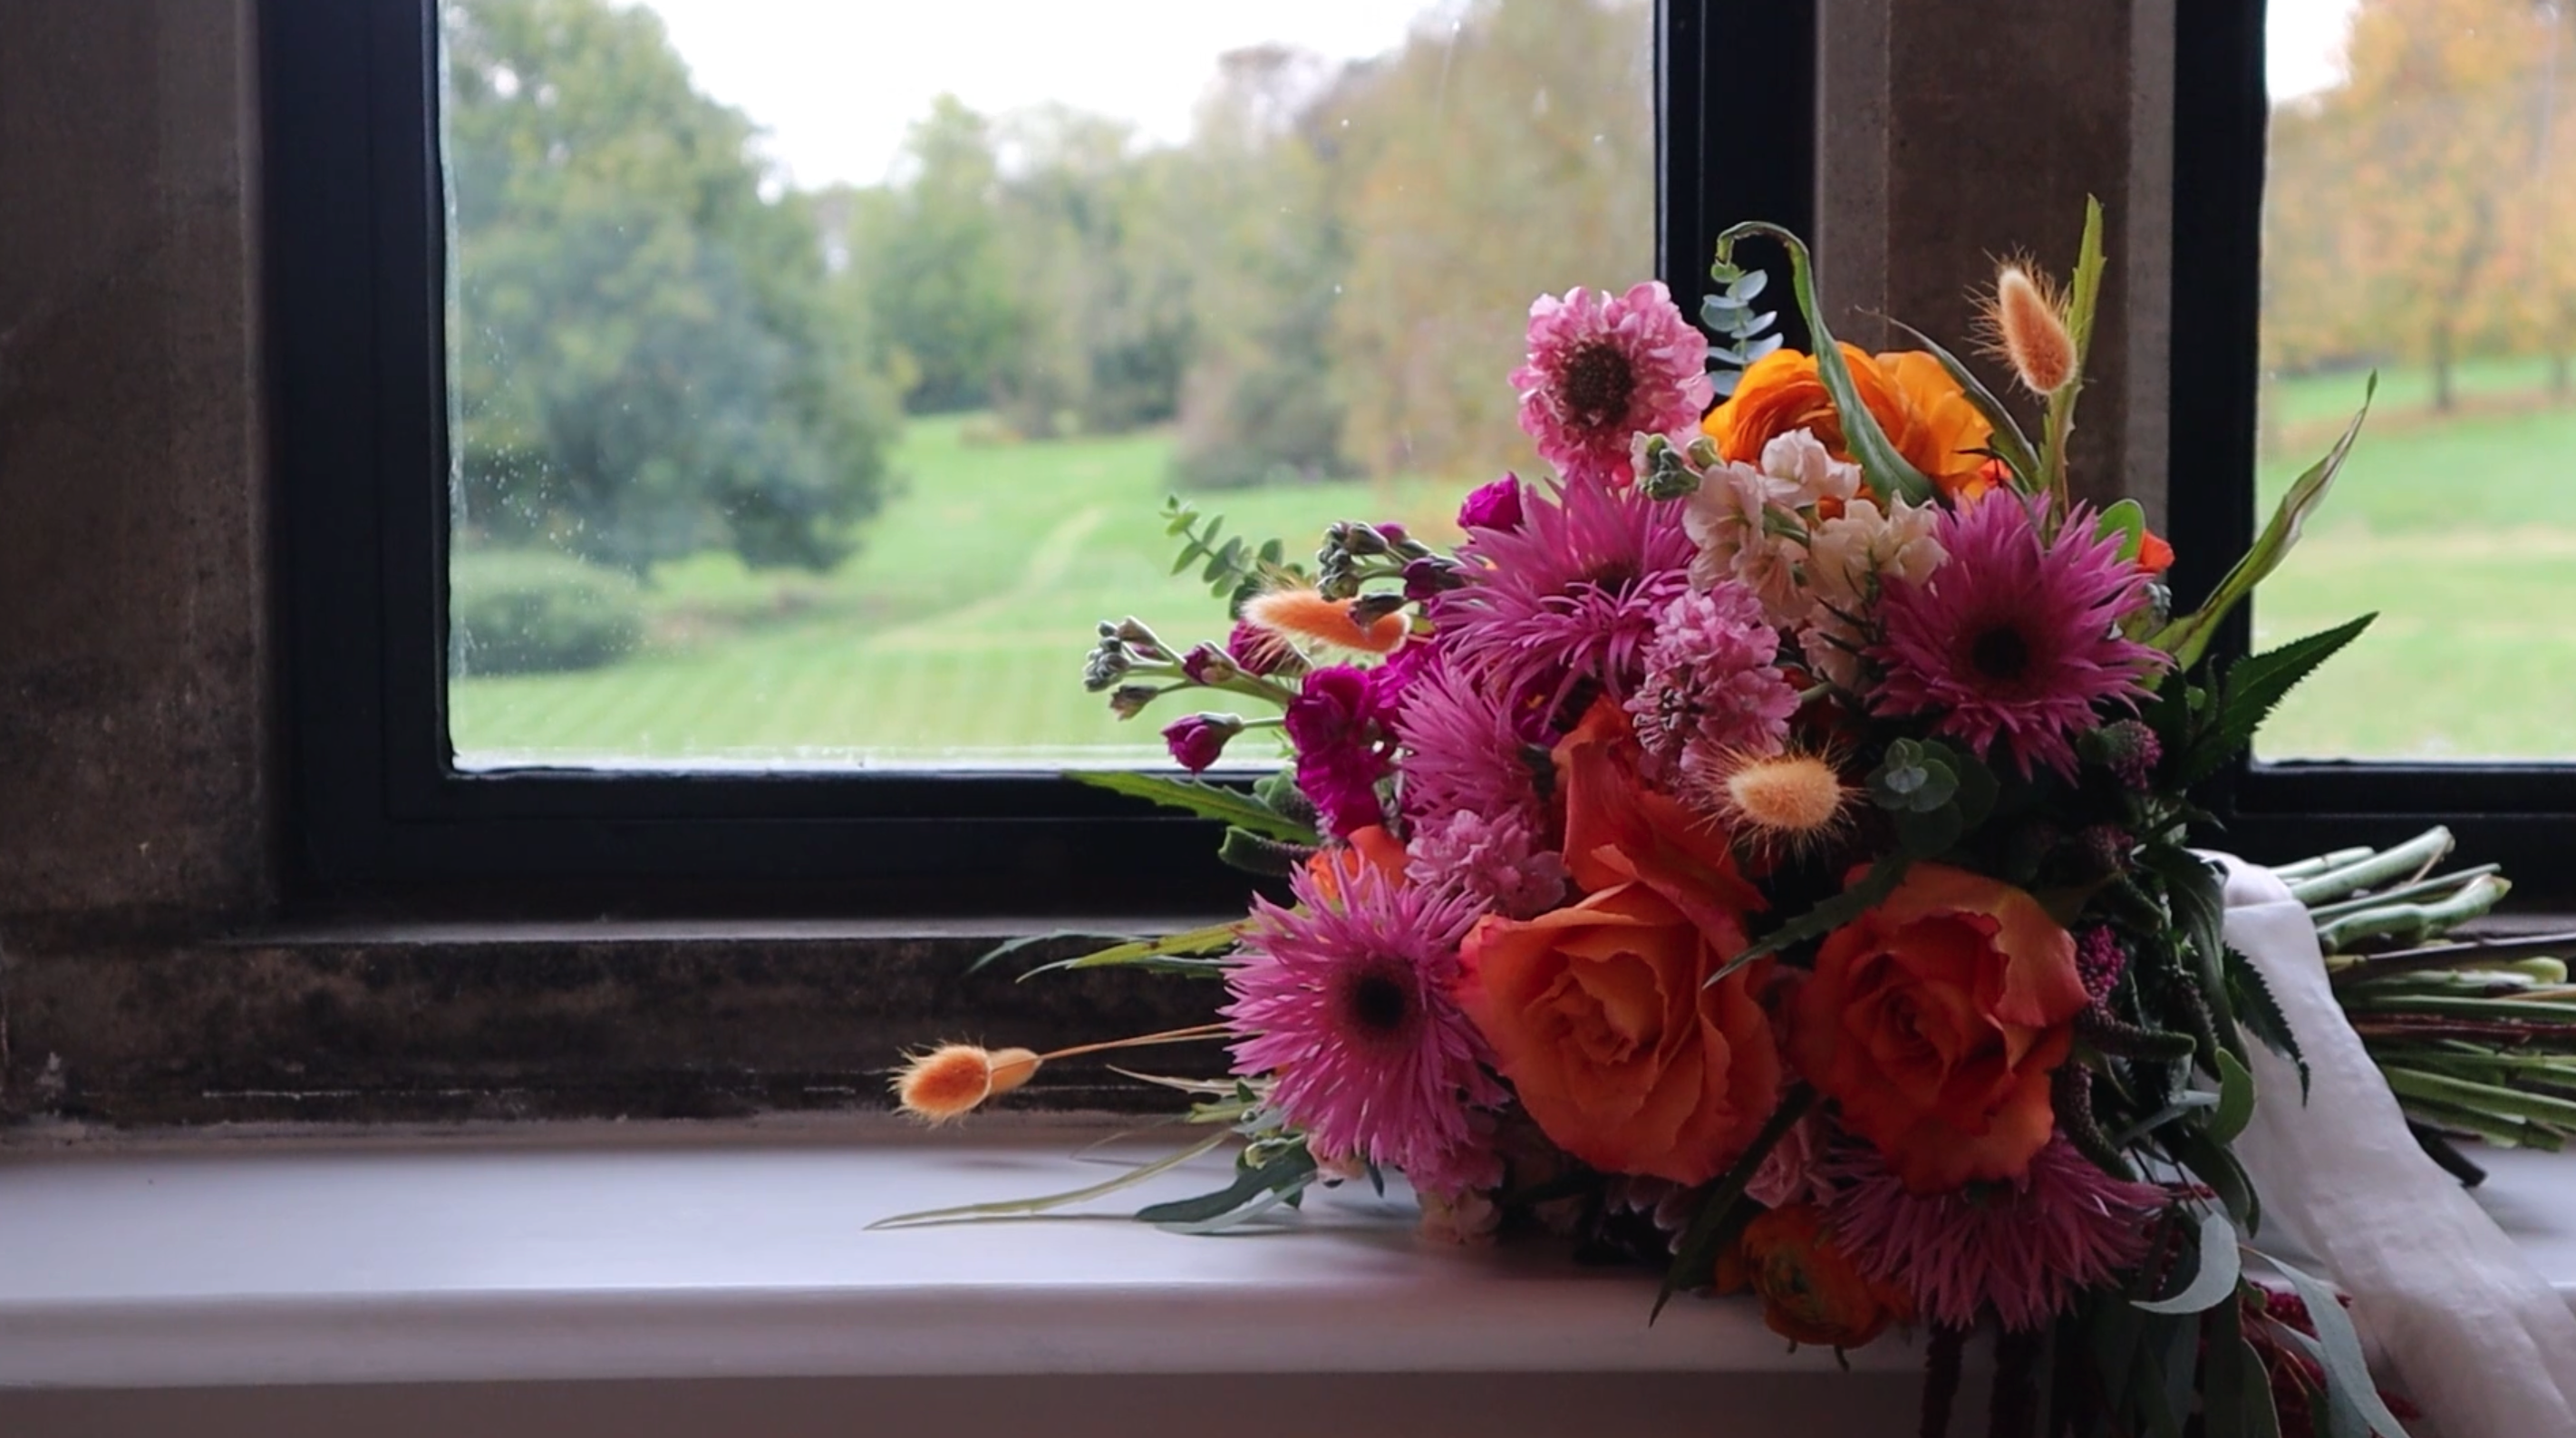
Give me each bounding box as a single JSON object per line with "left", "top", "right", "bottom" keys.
{"left": 1732, "top": 1203, "right": 1911, "bottom": 1349}
{"left": 1457, "top": 883, "right": 1782, "bottom": 1185}
{"left": 1787, "top": 863, "right": 2087, "bottom": 1192}
{"left": 1553, "top": 698, "right": 1765, "bottom": 937}
{"left": 1704, "top": 345, "right": 1992, "bottom": 500}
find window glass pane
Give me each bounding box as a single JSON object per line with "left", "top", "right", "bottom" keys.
{"left": 2259, "top": 0, "right": 2576, "bottom": 760}
{"left": 439, "top": 0, "right": 1654, "bottom": 769}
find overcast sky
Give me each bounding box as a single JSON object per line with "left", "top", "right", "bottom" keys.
{"left": 634, "top": 0, "right": 2361, "bottom": 190}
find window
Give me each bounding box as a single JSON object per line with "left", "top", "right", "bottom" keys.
{"left": 2170, "top": 0, "right": 2576, "bottom": 899}
{"left": 262, "top": 0, "right": 1814, "bottom": 911}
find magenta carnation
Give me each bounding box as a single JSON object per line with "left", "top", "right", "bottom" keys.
{"left": 1457, "top": 474, "right": 1527, "bottom": 533}
{"left": 1823, "top": 1135, "right": 2170, "bottom": 1332}
{"left": 1431, "top": 470, "right": 1697, "bottom": 733}
{"left": 1624, "top": 583, "right": 1799, "bottom": 768}
{"left": 1511, "top": 281, "right": 1715, "bottom": 484}
{"left": 1868, "top": 496, "right": 2165, "bottom": 779}
{"left": 1225, "top": 861, "right": 1506, "bottom": 1182}
{"left": 1283, "top": 665, "right": 1394, "bottom": 836}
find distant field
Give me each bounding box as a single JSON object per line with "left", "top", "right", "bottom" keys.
{"left": 450, "top": 416, "right": 1473, "bottom": 764}
{"left": 452, "top": 374, "right": 2576, "bottom": 767}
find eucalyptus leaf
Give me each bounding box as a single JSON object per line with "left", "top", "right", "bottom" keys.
{"left": 2268, "top": 1254, "right": 2414, "bottom": 1438}
{"left": 1712, "top": 222, "right": 1937, "bottom": 505}
{"left": 2135, "top": 1208, "right": 2239, "bottom": 1315}
{"left": 2210, "top": 1048, "right": 2258, "bottom": 1144}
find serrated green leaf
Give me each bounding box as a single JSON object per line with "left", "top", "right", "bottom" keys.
{"left": 2176, "top": 614, "right": 2377, "bottom": 787}
{"left": 1135, "top": 1144, "right": 1317, "bottom": 1227}
{"left": 2144, "top": 845, "right": 2245, "bottom": 1064}
{"left": 2153, "top": 374, "right": 2375, "bottom": 671}
{"left": 2135, "top": 1209, "right": 2239, "bottom": 1314}
{"left": 1713, "top": 222, "right": 1936, "bottom": 506}
{"left": 1719, "top": 854, "right": 1912, "bottom": 976}
{"left": 1070, "top": 770, "right": 1321, "bottom": 844}
{"left": 2228, "top": 947, "right": 2310, "bottom": 1100}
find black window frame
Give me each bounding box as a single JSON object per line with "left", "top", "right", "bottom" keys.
{"left": 2169, "top": 5, "right": 2576, "bottom": 901}
{"left": 261, "top": 0, "right": 1817, "bottom": 914}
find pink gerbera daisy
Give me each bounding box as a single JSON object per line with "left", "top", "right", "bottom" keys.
{"left": 1868, "top": 496, "right": 2164, "bottom": 778}
{"left": 1431, "top": 470, "right": 1697, "bottom": 733}
{"left": 1225, "top": 862, "right": 1505, "bottom": 1181}
{"left": 1822, "top": 1135, "right": 2171, "bottom": 1332}
{"left": 1511, "top": 281, "right": 1716, "bottom": 484}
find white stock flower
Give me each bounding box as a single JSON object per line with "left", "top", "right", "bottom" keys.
{"left": 1758, "top": 428, "right": 1863, "bottom": 510}
{"left": 1799, "top": 496, "right": 1949, "bottom": 690}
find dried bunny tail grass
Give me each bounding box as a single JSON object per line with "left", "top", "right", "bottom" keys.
{"left": 891, "top": 1044, "right": 1041, "bottom": 1124}
{"left": 890, "top": 1025, "right": 1231, "bottom": 1124}
{"left": 1685, "top": 743, "right": 1855, "bottom": 862}
{"left": 1974, "top": 257, "right": 2078, "bottom": 397}
{"left": 1242, "top": 585, "right": 1409, "bottom": 656}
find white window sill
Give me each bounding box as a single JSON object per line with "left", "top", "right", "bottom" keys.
{"left": 0, "top": 1122, "right": 2568, "bottom": 1395}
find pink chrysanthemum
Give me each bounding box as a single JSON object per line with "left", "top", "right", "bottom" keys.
{"left": 1869, "top": 496, "right": 2165, "bottom": 779}
{"left": 1225, "top": 862, "right": 1505, "bottom": 1181}
{"left": 1624, "top": 583, "right": 1800, "bottom": 769}
{"left": 1393, "top": 656, "right": 1548, "bottom": 830}
{"left": 1432, "top": 470, "right": 1697, "bottom": 732}
{"left": 1822, "top": 1135, "right": 2171, "bottom": 1332}
{"left": 1511, "top": 281, "right": 1716, "bottom": 484}
{"left": 1406, "top": 808, "right": 1569, "bottom": 919}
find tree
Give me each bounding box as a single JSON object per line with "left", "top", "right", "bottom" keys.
{"left": 1323, "top": 0, "right": 1655, "bottom": 479}
{"left": 444, "top": 0, "right": 896, "bottom": 571}
{"left": 839, "top": 97, "right": 1026, "bottom": 415}
{"left": 988, "top": 108, "right": 1197, "bottom": 437}
{"left": 2263, "top": 0, "right": 2569, "bottom": 409}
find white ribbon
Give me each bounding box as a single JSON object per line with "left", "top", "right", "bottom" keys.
{"left": 2217, "top": 855, "right": 2576, "bottom": 1437}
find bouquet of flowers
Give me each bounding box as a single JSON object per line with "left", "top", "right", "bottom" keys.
{"left": 885, "top": 202, "right": 2430, "bottom": 1434}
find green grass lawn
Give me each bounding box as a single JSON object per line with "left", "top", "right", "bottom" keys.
{"left": 451, "top": 416, "right": 1473, "bottom": 764}
{"left": 453, "top": 375, "right": 2576, "bottom": 767}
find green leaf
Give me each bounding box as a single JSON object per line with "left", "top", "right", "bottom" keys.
{"left": 868, "top": 1131, "right": 1234, "bottom": 1229}
{"left": 2176, "top": 615, "right": 2377, "bottom": 786}
{"left": 2268, "top": 1254, "right": 2414, "bottom": 1437}
{"left": 2228, "top": 947, "right": 2310, "bottom": 1100}
{"left": 2143, "top": 845, "right": 2246, "bottom": 1064}
{"left": 2152, "top": 374, "right": 2375, "bottom": 671}
{"left": 1713, "top": 222, "right": 1937, "bottom": 505}
{"left": 2206, "top": 1300, "right": 2288, "bottom": 1438}
{"left": 1719, "top": 854, "right": 1912, "bottom": 977}
{"left": 2168, "top": 1126, "right": 2262, "bottom": 1233}
{"left": 1009, "top": 919, "right": 1246, "bottom": 981}
{"left": 2096, "top": 499, "right": 2150, "bottom": 564}
{"left": 2135, "top": 1208, "right": 2240, "bottom": 1315}
{"left": 2065, "top": 195, "right": 2110, "bottom": 364}
{"left": 1069, "top": 770, "right": 1321, "bottom": 844}
{"left": 1655, "top": 1087, "right": 1816, "bottom": 1320}
{"left": 1878, "top": 314, "right": 2044, "bottom": 488}
{"left": 2210, "top": 1047, "right": 2257, "bottom": 1144}
{"left": 1135, "top": 1144, "right": 1318, "bottom": 1227}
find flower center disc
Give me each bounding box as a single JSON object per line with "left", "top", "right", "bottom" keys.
{"left": 1561, "top": 341, "right": 1636, "bottom": 428}
{"left": 1346, "top": 967, "right": 1413, "bottom": 1036}
{"left": 1970, "top": 626, "right": 2032, "bottom": 683}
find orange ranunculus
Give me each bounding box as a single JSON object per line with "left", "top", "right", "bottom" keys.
{"left": 1457, "top": 882, "right": 1782, "bottom": 1186}
{"left": 1553, "top": 698, "right": 1765, "bottom": 937}
{"left": 1787, "top": 863, "right": 2087, "bottom": 1192}
{"left": 2137, "top": 529, "right": 2175, "bottom": 576}
{"left": 1704, "top": 345, "right": 1993, "bottom": 500}
{"left": 1734, "top": 1203, "right": 1911, "bottom": 1349}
